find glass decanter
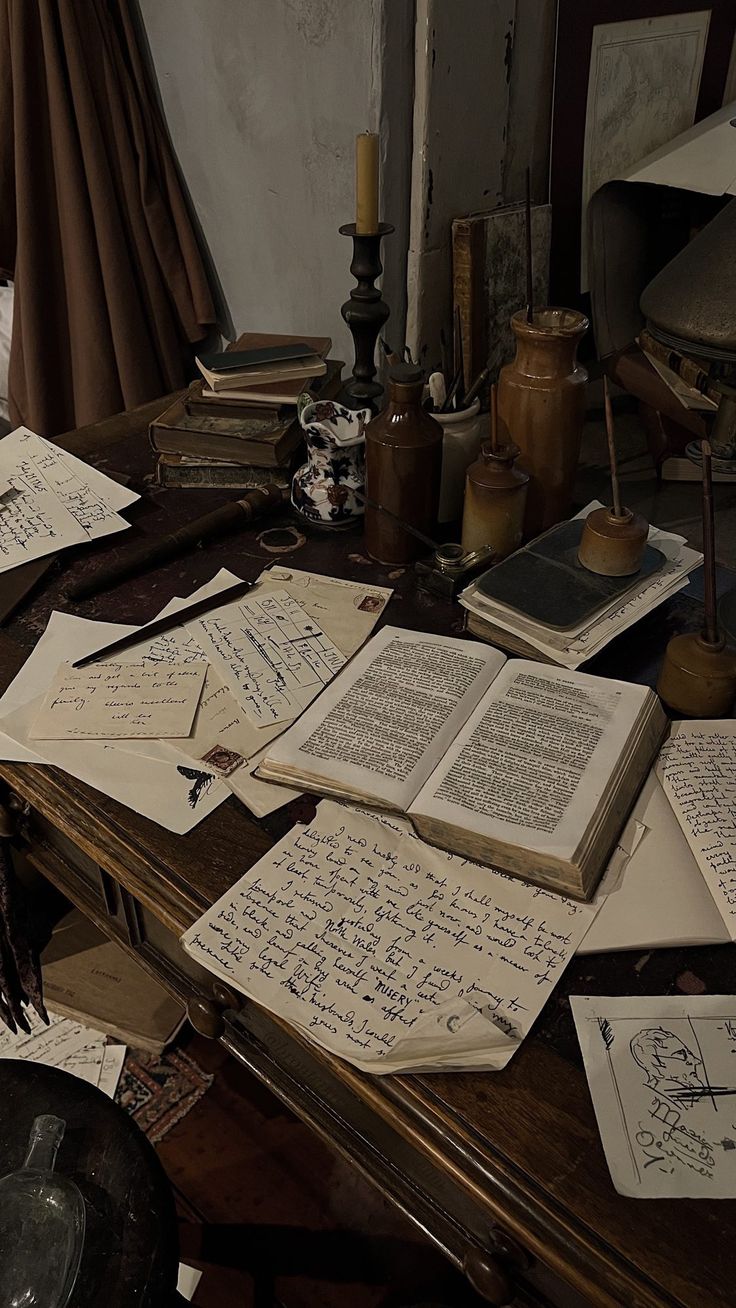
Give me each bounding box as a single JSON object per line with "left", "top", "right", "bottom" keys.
{"left": 0, "top": 1114, "right": 86, "bottom": 1308}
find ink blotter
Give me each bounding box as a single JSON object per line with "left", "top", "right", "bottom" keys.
{"left": 474, "top": 520, "right": 665, "bottom": 630}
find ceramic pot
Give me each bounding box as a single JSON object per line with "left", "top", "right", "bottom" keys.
{"left": 432, "top": 398, "right": 483, "bottom": 524}
{"left": 291, "top": 399, "right": 370, "bottom": 527}
{"left": 497, "top": 308, "right": 588, "bottom": 537}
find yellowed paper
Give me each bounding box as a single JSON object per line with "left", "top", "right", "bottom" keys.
{"left": 30, "top": 660, "right": 207, "bottom": 740}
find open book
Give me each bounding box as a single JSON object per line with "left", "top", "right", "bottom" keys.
{"left": 257, "top": 627, "right": 666, "bottom": 899}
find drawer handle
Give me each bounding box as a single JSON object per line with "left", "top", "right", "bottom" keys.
{"left": 187, "top": 997, "right": 225, "bottom": 1040}
{"left": 212, "top": 981, "right": 242, "bottom": 1012}
{"left": 463, "top": 1248, "right": 515, "bottom": 1306}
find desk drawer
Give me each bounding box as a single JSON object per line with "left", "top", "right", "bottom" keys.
{"left": 223, "top": 1005, "right": 583, "bottom": 1308}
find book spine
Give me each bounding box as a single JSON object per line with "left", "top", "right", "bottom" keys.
{"left": 156, "top": 460, "right": 290, "bottom": 490}
{"left": 452, "top": 216, "right": 486, "bottom": 388}
{"left": 639, "top": 329, "right": 718, "bottom": 400}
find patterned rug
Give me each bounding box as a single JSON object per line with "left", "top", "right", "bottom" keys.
{"left": 115, "top": 1048, "right": 214, "bottom": 1143}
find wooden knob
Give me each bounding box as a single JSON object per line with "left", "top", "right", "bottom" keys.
{"left": 488, "top": 1225, "right": 532, "bottom": 1273}
{"left": 212, "top": 981, "right": 242, "bottom": 1011}
{"left": 462, "top": 1248, "right": 514, "bottom": 1306}
{"left": 187, "top": 996, "right": 224, "bottom": 1040}
{"left": 0, "top": 805, "right": 16, "bottom": 838}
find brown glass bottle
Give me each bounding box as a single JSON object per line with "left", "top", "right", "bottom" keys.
{"left": 364, "top": 363, "right": 442, "bottom": 564}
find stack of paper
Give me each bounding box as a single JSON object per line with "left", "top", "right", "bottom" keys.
{"left": 182, "top": 800, "right": 599, "bottom": 1074}
{"left": 0, "top": 1009, "right": 125, "bottom": 1100}
{"left": 460, "top": 502, "right": 702, "bottom": 668}
{"left": 0, "top": 428, "right": 138, "bottom": 570}
{"left": 0, "top": 567, "right": 391, "bottom": 832}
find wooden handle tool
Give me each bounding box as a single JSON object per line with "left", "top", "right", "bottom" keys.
{"left": 66, "top": 484, "right": 288, "bottom": 601}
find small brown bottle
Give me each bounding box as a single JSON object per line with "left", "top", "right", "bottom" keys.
{"left": 364, "top": 363, "right": 442, "bottom": 564}
{"left": 461, "top": 441, "right": 529, "bottom": 559}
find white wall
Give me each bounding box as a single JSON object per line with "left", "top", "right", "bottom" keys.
{"left": 139, "top": 0, "right": 414, "bottom": 364}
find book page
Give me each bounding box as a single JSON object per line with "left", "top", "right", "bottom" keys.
{"left": 260, "top": 627, "right": 506, "bottom": 810}
{"left": 580, "top": 774, "right": 730, "bottom": 954}
{"left": 657, "top": 721, "right": 736, "bottom": 937}
{"left": 182, "top": 801, "right": 596, "bottom": 1073}
{"left": 573, "top": 994, "right": 736, "bottom": 1198}
{"left": 411, "top": 661, "right": 647, "bottom": 859}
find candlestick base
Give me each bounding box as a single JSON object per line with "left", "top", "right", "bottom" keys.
{"left": 339, "top": 222, "right": 394, "bottom": 413}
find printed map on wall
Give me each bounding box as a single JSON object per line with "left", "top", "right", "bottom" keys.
{"left": 580, "top": 10, "right": 711, "bottom": 287}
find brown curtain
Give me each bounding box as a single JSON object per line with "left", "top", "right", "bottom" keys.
{"left": 0, "top": 0, "right": 219, "bottom": 435}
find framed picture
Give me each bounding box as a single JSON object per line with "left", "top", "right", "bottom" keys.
{"left": 550, "top": 1, "right": 736, "bottom": 307}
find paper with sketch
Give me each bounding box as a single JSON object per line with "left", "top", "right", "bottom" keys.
{"left": 189, "top": 588, "right": 346, "bottom": 727}
{"left": 580, "top": 773, "right": 730, "bottom": 954}
{"left": 182, "top": 800, "right": 597, "bottom": 1074}
{"left": 573, "top": 994, "right": 736, "bottom": 1197}
{"left": 30, "top": 660, "right": 207, "bottom": 740}
{"left": 580, "top": 11, "right": 710, "bottom": 287}
{"left": 0, "top": 428, "right": 138, "bottom": 573}
{"left": 658, "top": 721, "right": 736, "bottom": 938}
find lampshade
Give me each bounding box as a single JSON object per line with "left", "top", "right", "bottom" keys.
{"left": 640, "top": 198, "right": 736, "bottom": 364}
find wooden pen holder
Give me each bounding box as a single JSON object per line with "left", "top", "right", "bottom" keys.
{"left": 578, "top": 506, "right": 648, "bottom": 577}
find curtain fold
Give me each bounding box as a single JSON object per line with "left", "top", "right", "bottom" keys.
{"left": 0, "top": 0, "right": 219, "bottom": 435}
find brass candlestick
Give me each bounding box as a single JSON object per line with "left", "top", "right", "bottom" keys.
{"left": 657, "top": 440, "right": 736, "bottom": 717}
{"left": 578, "top": 378, "right": 648, "bottom": 576}
{"left": 339, "top": 222, "right": 394, "bottom": 413}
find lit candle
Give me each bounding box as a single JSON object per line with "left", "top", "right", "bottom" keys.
{"left": 355, "top": 131, "right": 379, "bottom": 234}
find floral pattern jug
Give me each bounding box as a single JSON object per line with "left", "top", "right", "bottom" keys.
{"left": 292, "top": 399, "right": 370, "bottom": 527}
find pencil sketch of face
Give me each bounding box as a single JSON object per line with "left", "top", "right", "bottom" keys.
{"left": 630, "top": 1028, "right": 705, "bottom": 1104}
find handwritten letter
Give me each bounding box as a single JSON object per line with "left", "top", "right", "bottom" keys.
{"left": 30, "top": 660, "right": 207, "bottom": 740}
{"left": 658, "top": 721, "right": 736, "bottom": 934}
{"left": 573, "top": 994, "right": 736, "bottom": 1198}
{"left": 182, "top": 801, "right": 596, "bottom": 1073}
{"left": 189, "top": 589, "right": 346, "bottom": 726}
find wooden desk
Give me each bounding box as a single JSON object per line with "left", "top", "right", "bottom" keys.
{"left": 0, "top": 398, "right": 733, "bottom": 1308}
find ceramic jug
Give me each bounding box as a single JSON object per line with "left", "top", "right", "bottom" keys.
{"left": 497, "top": 308, "right": 588, "bottom": 536}
{"left": 291, "top": 399, "right": 370, "bottom": 527}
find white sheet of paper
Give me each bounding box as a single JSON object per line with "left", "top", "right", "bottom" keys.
{"left": 657, "top": 721, "right": 736, "bottom": 935}
{"left": 621, "top": 97, "right": 736, "bottom": 197}
{"left": 0, "top": 609, "right": 227, "bottom": 826}
{"left": 0, "top": 575, "right": 243, "bottom": 831}
{"left": 62, "top": 1040, "right": 106, "bottom": 1087}
{"left": 573, "top": 994, "right": 736, "bottom": 1198}
{"left": 580, "top": 773, "right": 730, "bottom": 954}
{"left": 30, "top": 660, "right": 207, "bottom": 740}
{"left": 177, "top": 1265, "right": 203, "bottom": 1300}
{"left": 182, "top": 800, "right": 597, "bottom": 1073}
{"left": 30, "top": 432, "right": 138, "bottom": 542}
{"left": 0, "top": 1010, "right": 94, "bottom": 1067}
{"left": 189, "top": 588, "right": 346, "bottom": 727}
{"left": 0, "top": 428, "right": 138, "bottom": 573}
{"left": 97, "top": 1043, "right": 126, "bottom": 1099}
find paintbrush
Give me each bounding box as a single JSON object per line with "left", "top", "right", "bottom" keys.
{"left": 525, "top": 165, "right": 534, "bottom": 325}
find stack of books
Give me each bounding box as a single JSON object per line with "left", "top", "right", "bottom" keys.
{"left": 150, "top": 332, "right": 342, "bottom": 488}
